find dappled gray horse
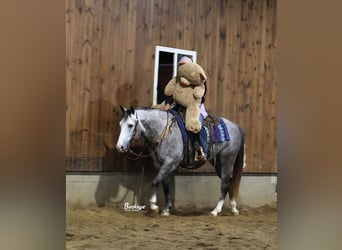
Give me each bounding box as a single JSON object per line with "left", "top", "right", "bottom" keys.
{"left": 116, "top": 106, "right": 245, "bottom": 216}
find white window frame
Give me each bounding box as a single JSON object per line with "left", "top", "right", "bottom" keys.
{"left": 152, "top": 45, "right": 197, "bottom": 105}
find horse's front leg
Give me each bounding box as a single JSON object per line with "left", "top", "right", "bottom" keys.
{"left": 149, "top": 157, "right": 161, "bottom": 213}
{"left": 149, "top": 161, "right": 178, "bottom": 215}
{"left": 149, "top": 188, "right": 159, "bottom": 212}
{"left": 161, "top": 176, "right": 172, "bottom": 216}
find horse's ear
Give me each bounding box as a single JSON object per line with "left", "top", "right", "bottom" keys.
{"left": 130, "top": 105, "right": 135, "bottom": 114}
{"left": 120, "top": 105, "right": 127, "bottom": 113}
{"left": 103, "top": 141, "right": 110, "bottom": 151}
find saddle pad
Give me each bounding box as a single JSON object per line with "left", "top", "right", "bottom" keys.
{"left": 202, "top": 118, "right": 230, "bottom": 144}
{"left": 170, "top": 110, "right": 229, "bottom": 145}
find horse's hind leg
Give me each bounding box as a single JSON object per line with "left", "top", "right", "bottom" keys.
{"left": 210, "top": 173, "right": 231, "bottom": 216}
{"left": 226, "top": 178, "right": 239, "bottom": 216}
{"left": 211, "top": 156, "right": 235, "bottom": 216}
{"left": 228, "top": 142, "right": 245, "bottom": 215}
{"left": 230, "top": 197, "right": 238, "bottom": 215}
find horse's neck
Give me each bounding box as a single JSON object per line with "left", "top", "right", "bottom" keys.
{"left": 137, "top": 109, "right": 168, "bottom": 142}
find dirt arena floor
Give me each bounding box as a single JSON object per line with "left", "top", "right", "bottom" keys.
{"left": 66, "top": 204, "right": 277, "bottom": 250}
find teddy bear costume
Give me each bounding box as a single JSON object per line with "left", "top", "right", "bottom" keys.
{"left": 163, "top": 56, "right": 208, "bottom": 162}
{"left": 164, "top": 56, "right": 207, "bottom": 133}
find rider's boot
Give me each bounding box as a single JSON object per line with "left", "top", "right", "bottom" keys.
{"left": 194, "top": 142, "right": 206, "bottom": 164}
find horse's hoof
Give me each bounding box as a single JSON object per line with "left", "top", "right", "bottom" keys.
{"left": 146, "top": 205, "right": 159, "bottom": 217}
{"left": 231, "top": 209, "right": 239, "bottom": 216}
{"left": 210, "top": 210, "right": 218, "bottom": 217}
{"left": 161, "top": 210, "right": 170, "bottom": 216}
{"left": 150, "top": 204, "right": 159, "bottom": 212}
{"left": 146, "top": 209, "right": 159, "bottom": 217}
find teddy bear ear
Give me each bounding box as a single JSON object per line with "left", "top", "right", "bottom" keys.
{"left": 200, "top": 73, "right": 207, "bottom": 81}
{"left": 179, "top": 56, "right": 192, "bottom": 65}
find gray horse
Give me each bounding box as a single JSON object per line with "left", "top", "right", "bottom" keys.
{"left": 116, "top": 106, "right": 245, "bottom": 216}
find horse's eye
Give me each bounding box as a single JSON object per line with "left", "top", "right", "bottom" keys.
{"left": 128, "top": 124, "right": 134, "bottom": 128}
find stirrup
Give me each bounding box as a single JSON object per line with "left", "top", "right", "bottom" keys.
{"left": 198, "top": 146, "right": 206, "bottom": 161}
{"left": 194, "top": 142, "right": 206, "bottom": 163}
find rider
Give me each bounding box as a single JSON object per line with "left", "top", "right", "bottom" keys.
{"left": 162, "top": 57, "right": 208, "bottom": 163}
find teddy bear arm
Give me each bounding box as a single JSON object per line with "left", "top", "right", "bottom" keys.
{"left": 185, "top": 103, "right": 202, "bottom": 133}
{"left": 164, "top": 78, "right": 176, "bottom": 96}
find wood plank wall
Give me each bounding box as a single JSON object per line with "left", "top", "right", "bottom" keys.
{"left": 66, "top": 0, "right": 277, "bottom": 173}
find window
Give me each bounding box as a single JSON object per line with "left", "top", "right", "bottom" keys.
{"left": 153, "top": 46, "right": 197, "bottom": 105}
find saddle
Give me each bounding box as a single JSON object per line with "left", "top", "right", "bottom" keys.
{"left": 203, "top": 114, "right": 220, "bottom": 127}
{"left": 170, "top": 110, "right": 228, "bottom": 169}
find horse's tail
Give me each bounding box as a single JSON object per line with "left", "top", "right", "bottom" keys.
{"left": 230, "top": 126, "right": 245, "bottom": 200}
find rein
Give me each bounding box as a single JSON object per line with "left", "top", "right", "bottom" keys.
{"left": 125, "top": 141, "right": 155, "bottom": 160}
{"left": 125, "top": 111, "right": 176, "bottom": 160}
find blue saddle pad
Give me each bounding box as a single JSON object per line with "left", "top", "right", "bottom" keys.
{"left": 202, "top": 118, "right": 230, "bottom": 144}
{"left": 170, "top": 110, "right": 230, "bottom": 146}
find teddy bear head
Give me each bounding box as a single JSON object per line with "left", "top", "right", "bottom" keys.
{"left": 176, "top": 59, "right": 207, "bottom": 87}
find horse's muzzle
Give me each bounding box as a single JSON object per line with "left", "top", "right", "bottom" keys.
{"left": 116, "top": 144, "right": 127, "bottom": 153}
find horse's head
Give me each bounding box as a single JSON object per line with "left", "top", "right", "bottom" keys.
{"left": 116, "top": 105, "right": 143, "bottom": 153}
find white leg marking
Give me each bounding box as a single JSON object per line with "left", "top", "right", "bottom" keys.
{"left": 210, "top": 199, "right": 224, "bottom": 216}
{"left": 243, "top": 143, "right": 246, "bottom": 169}
{"left": 230, "top": 199, "right": 239, "bottom": 215}
{"left": 149, "top": 193, "right": 159, "bottom": 211}
{"left": 150, "top": 203, "right": 159, "bottom": 211}
{"left": 149, "top": 193, "right": 157, "bottom": 203}
{"left": 161, "top": 209, "right": 170, "bottom": 216}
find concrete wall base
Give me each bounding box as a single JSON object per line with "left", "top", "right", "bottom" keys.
{"left": 66, "top": 173, "right": 277, "bottom": 210}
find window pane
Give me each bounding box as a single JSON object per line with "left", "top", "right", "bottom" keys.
{"left": 157, "top": 52, "right": 173, "bottom": 104}
{"left": 177, "top": 54, "right": 193, "bottom": 63}
{"left": 153, "top": 46, "right": 197, "bottom": 105}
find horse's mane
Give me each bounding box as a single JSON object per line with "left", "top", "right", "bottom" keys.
{"left": 133, "top": 106, "right": 173, "bottom": 113}
{"left": 135, "top": 107, "right": 155, "bottom": 111}
{"left": 121, "top": 106, "right": 167, "bottom": 121}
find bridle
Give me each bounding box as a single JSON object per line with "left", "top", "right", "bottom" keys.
{"left": 125, "top": 111, "right": 175, "bottom": 160}
{"left": 129, "top": 112, "right": 139, "bottom": 144}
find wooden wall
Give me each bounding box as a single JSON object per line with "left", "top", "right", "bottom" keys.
{"left": 66, "top": 0, "right": 277, "bottom": 173}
